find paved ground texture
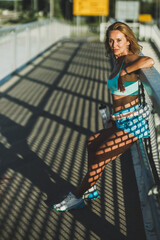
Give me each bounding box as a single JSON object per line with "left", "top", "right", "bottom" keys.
{"left": 0, "top": 39, "right": 146, "bottom": 240}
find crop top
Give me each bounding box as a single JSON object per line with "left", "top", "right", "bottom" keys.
{"left": 107, "top": 60, "right": 138, "bottom": 95}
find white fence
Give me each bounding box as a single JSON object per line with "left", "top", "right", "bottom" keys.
{"left": 0, "top": 18, "right": 71, "bottom": 82}
{"left": 139, "top": 24, "right": 160, "bottom": 53}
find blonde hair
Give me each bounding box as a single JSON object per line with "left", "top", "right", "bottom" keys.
{"left": 105, "top": 22, "right": 142, "bottom": 56}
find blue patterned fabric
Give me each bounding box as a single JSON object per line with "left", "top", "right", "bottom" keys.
{"left": 113, "top": 104, "right": 150, "bottom": 138}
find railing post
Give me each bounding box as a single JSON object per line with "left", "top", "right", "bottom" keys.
{"left": 26, "top": 27, "right": 31, "bottom": 62}
{"left": 12, "top": 30, "right": 17, "bottom": 73}
{"left": 38, "top": 23, "right": 41, "bottom": 53}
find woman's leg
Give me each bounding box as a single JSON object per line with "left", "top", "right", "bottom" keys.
{"left": 73, "top": 126, "right": 138, "bottom": 198}
{"left": 87, "top": 126, "right": 116, "bottom": 170}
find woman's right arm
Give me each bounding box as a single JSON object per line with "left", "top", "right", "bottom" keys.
{"left": 120, "top": 55, "right": 155, "bottom": 77}
{"left": 118, "top": 54, "right": 154, "bottom": 92}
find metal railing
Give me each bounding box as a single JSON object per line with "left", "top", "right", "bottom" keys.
{"left": 139, "top": 24, "right": 160, "bottom": 53}
{"left": 139, "top": 66, "right": 160, "bottom": 162}
{"left": 136, "top": 66, "right": 160, "bottom": 239}
{"left": 106, "top": 20, "right": 160, "bottom": 237}
{"left": 0, "top": 18, "right": 71, "bottom": 83}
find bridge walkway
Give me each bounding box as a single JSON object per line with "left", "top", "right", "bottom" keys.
{"left": 0, "top": 38, "right": 146, "bottom": 240}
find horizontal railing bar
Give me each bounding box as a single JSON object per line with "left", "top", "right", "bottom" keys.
{"left": 133, "top": 140, "right": 160, "bottom": 239}
{"left": 0, "top": 17, "right": 68, "bottom": 35}
{"left": 139, "top": 67, "right": 160, "bottom": 116}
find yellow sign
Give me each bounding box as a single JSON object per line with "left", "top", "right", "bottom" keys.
{"left": 73, "top": 0, "right": 109, "bottom": 16}
{"left": 139, "top": 14, "right": 152, "bottom": 23}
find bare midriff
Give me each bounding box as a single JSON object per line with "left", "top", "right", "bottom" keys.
{"left": 113, "top": 94, "right": 139, "bottom": 113}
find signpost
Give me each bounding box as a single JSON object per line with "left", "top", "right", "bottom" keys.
{"left": 73, "top": 0, "right": 109, "bottom": 16}
{"left": 73, "top": 0, "right": 109, "bottom": 36}
{"left": 139, "top": 14, "right": 152, "bottom": 23}
{"left": 50, "top": 0, "right": 54, "bottom": 18}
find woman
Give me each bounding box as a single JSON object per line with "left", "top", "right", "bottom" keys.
{"left": 52, "top": 22, "right": 155, "bottom": 212}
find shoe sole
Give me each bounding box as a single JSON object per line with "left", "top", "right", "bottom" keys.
{"left": 52, "top": 200, "right": 85, "bottom": 212}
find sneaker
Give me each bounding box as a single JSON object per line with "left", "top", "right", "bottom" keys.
{"left": 82, "top": 185, "right": 99, "bottom": 201}
{"left": 52, "top": 192, "right": 85, "bottom": 212}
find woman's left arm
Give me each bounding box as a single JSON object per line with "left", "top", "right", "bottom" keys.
{"left": 120, "top": 55, "right": 155, "bottom": 77}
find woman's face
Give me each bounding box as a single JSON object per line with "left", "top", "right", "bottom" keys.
{"left": 108, "top": 30, "right": 130, "bottom": 58}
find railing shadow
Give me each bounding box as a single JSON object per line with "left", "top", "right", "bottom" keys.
{"left": 0, "top": 39, "right": 146, "bottom": 240}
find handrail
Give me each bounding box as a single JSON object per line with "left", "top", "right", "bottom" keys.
{"left": 0, "top": 17, "right": 68, "bottom": 35}
{"left": 137, "top": 66, "right": 160, "bottom": 239}
{"left": 139, "top": 67, "right": 160, "bottom": 116}
{"left": 139, "top": 64, "right": 160, "bottom": 189}
{"left": 109, "top": 51, "right": 160, "bottom": 239}
{"left": 132, "top": 139, "right": 160, "bottom": 239}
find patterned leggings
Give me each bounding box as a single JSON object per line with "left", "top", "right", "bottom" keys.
{"left": 73, "top": 123, "right": 139, "bottom": 198}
